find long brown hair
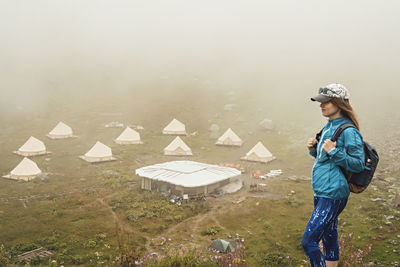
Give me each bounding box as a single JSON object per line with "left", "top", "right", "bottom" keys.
{"left": 330, "top": 97, "right": 360, "bottom": 131}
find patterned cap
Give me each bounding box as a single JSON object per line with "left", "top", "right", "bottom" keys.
{"left": 311, "top": 83, "right": 350, "bottom": 103}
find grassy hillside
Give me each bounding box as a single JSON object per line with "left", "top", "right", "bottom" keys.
{"left": 0, "top": 88, "right": 399, "bottom": 266}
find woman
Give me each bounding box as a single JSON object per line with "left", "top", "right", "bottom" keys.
{"left": 302, "top": 83, "right": 365, "bottom": 267}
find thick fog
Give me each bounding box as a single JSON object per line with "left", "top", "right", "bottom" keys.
{"left": 0, "top": 0, "right": 399, "bottom": 124}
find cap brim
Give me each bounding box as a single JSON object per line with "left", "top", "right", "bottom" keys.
{"left": 311, "top": 95, "right": 331, "bottom": 103}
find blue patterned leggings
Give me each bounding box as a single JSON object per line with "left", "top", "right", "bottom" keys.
{"left": 302, "top": 196, "right": 348, "bottom": 267}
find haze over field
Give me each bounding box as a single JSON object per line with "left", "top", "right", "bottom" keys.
{"left": 1, "top": 1, "right": 400, "bottom": 266}
{"left": 0, "top": 0, "right": 399, "bottom": 126}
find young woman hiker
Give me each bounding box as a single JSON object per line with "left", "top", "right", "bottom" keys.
{"left": 302, "top": 83, "right": 365, "bottom": 267}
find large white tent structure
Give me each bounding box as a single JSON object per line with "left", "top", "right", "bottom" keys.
{"left": 136, "top": 160, "right": 241, "bottom": 196}
{"left": 215, "top": 128, "right": 243, "bottom": 146}
{"left": 114, "top": 127, "right": 143, "bottom": 144}
{"left": 47, "top": 121, "right": 74, "bottom": 139}
{"left": 164, "top": 137, "right": 192, "bottom": 156}
{"left": 79, "top": 141, "right": 116, "bottom": 163}
{"left": 241, "top": 141, "right": 275, "bottom": 163}
{"left": 162, "top": 118, "right": 186, "bottom": 135}
{"left": 14, "top": 136, "right": 49, "bottom": 156}
{"left": 2, "top": 157, "right": 42, "bottom": 181}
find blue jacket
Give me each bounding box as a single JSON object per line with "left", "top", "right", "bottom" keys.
{"left": 309, "top": 117, "right": 365, "bottom": 200}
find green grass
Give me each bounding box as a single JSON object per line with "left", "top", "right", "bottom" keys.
{"left": 0, "top": 89, "right": 399, "bottom": 266}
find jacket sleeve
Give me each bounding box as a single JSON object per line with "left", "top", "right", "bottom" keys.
{"left": 309, "top": 150, "right": 317, "bottom": 158}
{"left": 328, "top": 128, "right": 365, "bottom": 173}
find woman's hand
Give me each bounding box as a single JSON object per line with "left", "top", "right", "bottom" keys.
{"left": 307, "top": 138, "right": 318, "bottom": 152}
{"left": 322, "top": 139, "right": 336, "bottom": 153}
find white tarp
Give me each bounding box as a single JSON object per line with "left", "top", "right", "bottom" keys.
{"left": 47, "top": 121, "right": 73, "bottom": 139}
{"left": 136, "top": 160, "right": 241, "bottom": 187}
{"left": 15, "top": 136, "right": 47, "bottom": 156}
{"left": 115, "top": 127, "right": 142, "bottom": 144}
{"left": 163, "top": 118, "right": 186, "bottom": 135}
{"left": 4, "top": 157, "right": 42, "bottom": 181}
{"left": 164, "top": 136, "right": 192, "bottom": 156}
{"left": 241, "top": 141, "right": 275, "bottom": 163}
{"left": 215, "top": 128, "right": 243, "bottom": 146}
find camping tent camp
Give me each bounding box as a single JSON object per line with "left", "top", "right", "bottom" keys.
{"left": 114, "top": 127, "right": 143, "bottom": 144}
{"left": 164, "top": 137, "right": 192, "bottom": 156}
{"left": 162, "top": 118, "right": 186, "bottom": 135}
{"left": 47, "top": 121, "right": 74, "bottom": 139}
{"left": 259, "top": 119, "right": 274, "bottom": 130}
{"left": 241, "top": 141, "right": 275, "bottom": 163}
{"left": 215, "top": 128, "right": 243, "bottom": 146}
{"left": 210, "top": 239, "right": 235, "bottom": 253}
{"left": 14, "top": 136, "right": 48, "bottom": 156}
{"left": 136, "top": 160, "right": 241, "bottom": 196}
{"left": 3, "top": 157, "right": 42, "bottom": 181}
{"left": 79, "top": 141, "right": 116, "bottom": 163}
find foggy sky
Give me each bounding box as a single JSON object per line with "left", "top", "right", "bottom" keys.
{"left": 0, "top": 0, "right": 399, "bottom": 118}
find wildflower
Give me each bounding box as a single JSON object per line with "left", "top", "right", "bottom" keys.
{"left": 233, "top": 258, "right": 241, "bottom": 263}
{"left": 203, "top": 258, "right": 207, "bottom": 262}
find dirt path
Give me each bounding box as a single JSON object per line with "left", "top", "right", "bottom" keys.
{"left": 143, "top": 192, "right": 245, "bottom": 253}
{"left": 96, "top": 197, "right": 134, "bottom": 234}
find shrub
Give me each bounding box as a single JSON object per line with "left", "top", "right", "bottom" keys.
{"left": 201, "top": 226, "right": 221, "bottom": 236}
{"left": 84, "top": 240, "right": 97, "bottom": 248}
{"left": 0, "top": 244, "right": 9, "bottom": 266}
{"left": 259, "top": 252, "right": 292, "bottom": 266}
{"left": 263, "top": 221, "right": 272, "bottom": 230}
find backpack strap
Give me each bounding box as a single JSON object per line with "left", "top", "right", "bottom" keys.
{"left": 331, "top": 123, "right": 355, "bottom": 142}
{"left": 315, "top": 128, "right": 323, "bottom": 142}
{"left": 329, "top": 123, "right": 356, "bottom": 179}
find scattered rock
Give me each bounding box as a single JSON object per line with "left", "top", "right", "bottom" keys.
{"left": 384, "top": 215, "right": 395, "bottom": 220}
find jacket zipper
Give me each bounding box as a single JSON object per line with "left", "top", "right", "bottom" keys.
{"left": 318, "top": 121, "right": 332, "bottom": 159}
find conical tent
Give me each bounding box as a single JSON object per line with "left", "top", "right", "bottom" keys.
{"left": 210, "top": 239, "right": 235, "bottom": 253}
{"left": 15, "top": 136, "right": 48, "bottom": 156}
{"left": 47, "top": 121, "right": 74, "bottom": 139}
{"left": 164, "top": 137, "right": 192, "bottom": 156}
{"left": 114, "top": 127, "right": 143, "bottom": 144}
{"left": 241, "top": 141, "right": 275, "bottom": 163}
{"left": 163, "top": 118, "right": 186, "bottom": 135}
{"left": 80, "top": 141, "right": 116, "bottom": 163}
{"left": 216, "top": 128, "right": 243, "bottom": 146}
{"left": 4, "top": 157, "right": 42, "bottom": 181}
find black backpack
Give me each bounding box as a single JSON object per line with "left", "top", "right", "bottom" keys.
{"left": 315, "top": 123, "right": 379, "bottom": 193}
